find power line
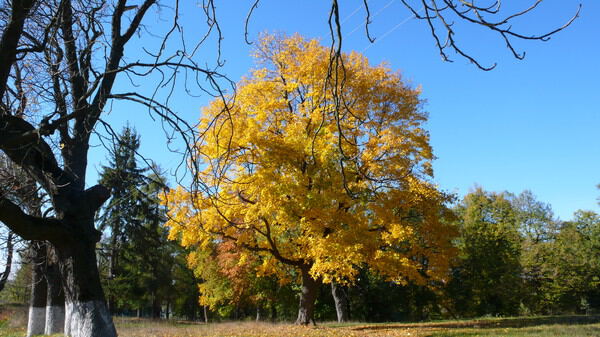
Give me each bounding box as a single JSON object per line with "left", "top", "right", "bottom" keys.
{"left": 362, "top": 6, "right": 424, "bottom": 53}
{"left": 348, "top": 0, "right": 397, "bottom": 37}
{"left": 341, "top": 3, "right": 363, "bottom": 25}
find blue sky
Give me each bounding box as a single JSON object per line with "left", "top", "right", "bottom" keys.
{"left": 88, "top": 0, "right": 599, "bottom": 220}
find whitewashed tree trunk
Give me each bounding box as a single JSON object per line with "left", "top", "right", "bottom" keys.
{"left": 45, "top": 304, "right": 65, "bottom": 335}
{"left": 45, "top": 255, "right": 65, "bottom": 334}
{"left": 57, "top": 216, "right": 117, "bottom": 337}
{"left": 26, "top": 242, "right": 47, "bottom": 337}
{"left": 64, "top": 301, "right": 115, "bottom": 337}
{"left": 27, "top": 306, "right": 46, "bottom": 337}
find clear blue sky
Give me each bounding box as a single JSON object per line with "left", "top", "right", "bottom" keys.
{"left": 88, "top": 0, "right": 599, "bottom": 220}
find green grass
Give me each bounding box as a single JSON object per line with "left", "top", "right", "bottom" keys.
{"left": 0, "top": 320, "right": 25, "bottom": 337}
{"left": 429, "top": 324, "right": 600, "bottom": 337}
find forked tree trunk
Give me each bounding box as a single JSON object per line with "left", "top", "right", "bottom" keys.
{"left": 45, "top": 245, "right": 65, "bottom": 335}
{"left": 331, "top": 282, "right": 349, "bottom": 322}
{"left": 56, "top": 217, "right": 116, "bottom": 337}
{"left": 295, "top": 266, "right": 320, "bottom": 325}
{"left": 27, "top": 242, "right": 47, "bottom": 337}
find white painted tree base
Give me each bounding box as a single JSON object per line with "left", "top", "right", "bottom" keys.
{"left": 26, "top": 306, "right": 46, "bottom": 337}
{"left": 64, "top": 301, "right": 116, "bottom": 337}
{"left": 45, "top": 305, "right": 65, "bottom": 335}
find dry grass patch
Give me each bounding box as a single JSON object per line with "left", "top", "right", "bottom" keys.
{"left": 114, "top": 316, "right": 600, "bottom": 337}
{"left": 1, "top": 308, "right": 599, "bottom": 336}
{"left": 115, "top": 319, "right": 426, "bottom": 337}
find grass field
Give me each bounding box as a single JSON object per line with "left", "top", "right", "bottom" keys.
{"left": 2, "top": 305, "right": 600, "bottom": 336}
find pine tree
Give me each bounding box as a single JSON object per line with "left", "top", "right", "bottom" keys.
{"left": 98, "top": 126, "right": 148, "bottom": 312}
{"left": 98, "top": 127, "right": 184, "bottom": 318}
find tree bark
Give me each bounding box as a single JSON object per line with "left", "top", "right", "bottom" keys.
{"left": 27, "top": 242, "right": 47, "bottom": 337}
{"left": 331, "top": 282, "right": 349, "bottom": 322}
{"left": 56, "top": 216, "right": 116, "bottom": 337}
{"left": 45, "top": 244, "right": 65, "bottom": 335}
{"left": 295, "top": 266, "right": 320, "bottom": 325}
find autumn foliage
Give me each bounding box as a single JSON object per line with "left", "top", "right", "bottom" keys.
{"left": 163, "top": 34, "right": 457, "bottom": 324}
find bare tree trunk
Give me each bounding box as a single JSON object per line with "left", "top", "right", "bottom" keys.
{"left": 203, "top": 305, "right": 208, "bottom": 323}
{"left": 331, "top": 282, "right": 349, "bottom": 322}
{"left": 27, "top": 242, "right": 47, "bottom": 337}
{"left": 45, "top": 244, "right": 65, "bottom": 335}
{"left": 295, "top": 266, "right": 320, "bottom": 325}
{"left": 0, "top": 231, "right": 13, "bottom": 292}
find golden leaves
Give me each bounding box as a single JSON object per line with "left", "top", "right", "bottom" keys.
{"left": 163, "top": 33, "right": 457, "bottom": 289}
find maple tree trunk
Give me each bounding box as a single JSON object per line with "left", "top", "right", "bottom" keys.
{"left": 56, "top": 217, "right": 116, "bottom": 337}
{"left": 27, "top": 242, "right": 47, "bottom": 337}
{"left": 331, "top": 282, "right": 349, "bottom": 322}
{"left": 295, "top": 266, "right": 320, "bottom": 325}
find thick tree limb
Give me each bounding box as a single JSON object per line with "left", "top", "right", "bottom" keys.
{"left": 0, "top": 0, "right": 36, "bottom": 102}
{"left": 0, "top": 196, "right": 68, "bottom": 242}
{"left": 83, "top": 184, "right": 111, "bottom": 215}
{"left": 60, "top": 0, "right": 87, "bottom": 113}
{"left": 0, "top": 115, "right": 73, "bottom": 195}
{"left": 88, "top": 0, "right": 156, "bottom": 123}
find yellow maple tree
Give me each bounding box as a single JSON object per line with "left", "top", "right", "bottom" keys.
{"left": 163, "top": 33, "right": 457, "bottom": 324}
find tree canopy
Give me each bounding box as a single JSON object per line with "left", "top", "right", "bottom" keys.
{"left": 164, "top": 34, "right": 457, "bottom": 324}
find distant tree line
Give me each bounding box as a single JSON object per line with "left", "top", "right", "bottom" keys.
{"left": 178, "top": 187, "right": 600, "bottom": 322}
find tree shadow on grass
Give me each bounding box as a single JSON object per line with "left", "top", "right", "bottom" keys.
{"left": 350, "top": 315, "right": 600, "bottom": 331}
